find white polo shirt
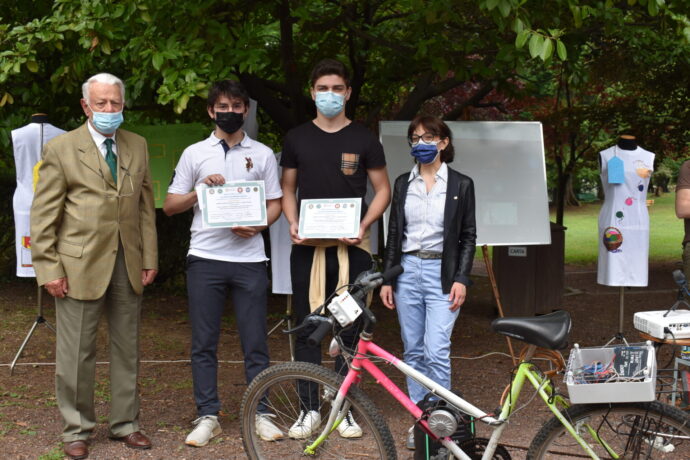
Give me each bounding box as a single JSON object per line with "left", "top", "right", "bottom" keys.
{"left": 168, "top": 131, "right": 282, "bottom": 262}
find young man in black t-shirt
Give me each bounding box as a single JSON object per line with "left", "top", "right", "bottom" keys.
{"left": 280, "top": 59, "right": 391, "bottom": 439}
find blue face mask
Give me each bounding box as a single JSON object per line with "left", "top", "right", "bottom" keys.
{"left": 90, "top": 109, "right": 124, "bottom": 134}
{"left": 410, "top": 141, "right": 440, "bottom": 164}
{"left": 314, "top": 91, "right": 345, "bottom": 118}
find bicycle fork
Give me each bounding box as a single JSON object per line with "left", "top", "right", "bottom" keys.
{"left": 303, "top": 366, "right": 362, "bottom": 455}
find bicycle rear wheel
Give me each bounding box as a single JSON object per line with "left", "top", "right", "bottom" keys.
{"left": 240, "top": 361, "right": 396, "bottom": 459}
{"left": 527, "top": 401, "right": 690, "bottom": 459}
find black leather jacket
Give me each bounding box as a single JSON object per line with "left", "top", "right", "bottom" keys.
{"left": 383, "top": 166, "right": 476, "bottom": 293}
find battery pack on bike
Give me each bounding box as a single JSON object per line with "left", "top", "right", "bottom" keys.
{"left": 414, "top": 391, "right": 474, "bottom": 460}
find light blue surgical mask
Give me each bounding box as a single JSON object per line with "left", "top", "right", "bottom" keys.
{"left": 314, "top": 91, "right": 345, "bottom": 118}
{"left": 90, "top": 108, "right": 124, "bottom": 134}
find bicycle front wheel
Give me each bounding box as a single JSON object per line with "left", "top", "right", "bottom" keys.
{"left": 527, "top": 401, "right": 690, "bottom": 459}
{"left": 240, "top": 361, "right": 396, "bottom": 460}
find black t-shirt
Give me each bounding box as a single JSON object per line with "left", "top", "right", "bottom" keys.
{"left": 281, "top": 121, "right": 386, "bottom": 214}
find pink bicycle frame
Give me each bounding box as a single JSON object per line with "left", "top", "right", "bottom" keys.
{"left": 332, "top": 335, "right": 500, "bottom": 460}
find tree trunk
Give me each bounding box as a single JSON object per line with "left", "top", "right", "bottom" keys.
{"left": 565, "top": 175, "right": 580, "bottom": 207}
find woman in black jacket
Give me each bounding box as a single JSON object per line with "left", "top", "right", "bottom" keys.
{"left": 380, "top": 116, "right": 476, "bottom": 428}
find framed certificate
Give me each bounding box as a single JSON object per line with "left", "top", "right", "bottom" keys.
{"left": 298, "top": 198, "right": 361, "bottom": 239}
{"left": 197, "top": 180, "right": 267, "bottom": 228}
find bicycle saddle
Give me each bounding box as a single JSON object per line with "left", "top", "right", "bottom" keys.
{"left": 491, "top": 310, "right": 571, "bottom": 350}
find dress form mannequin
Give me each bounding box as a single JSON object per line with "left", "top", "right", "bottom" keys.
{"left": 597, "top": 133, "right": 654, "bottom": 340}
{"left": 12, "top": 114, "right": 65, "bottom": 277}
{"left": 9, "top": 114, "right": 65, "bottom": 373}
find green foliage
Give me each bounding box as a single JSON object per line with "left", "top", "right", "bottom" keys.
{"left": 0, "top": 0, "right": 688, "bottom": 274}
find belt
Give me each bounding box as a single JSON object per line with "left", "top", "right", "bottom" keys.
{"left": 404, "top": 250, "right": 443, "bottom": 260}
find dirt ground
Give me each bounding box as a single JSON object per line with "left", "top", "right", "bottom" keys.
{"left": 0, "top": 260, "right": 687, "bottom": 459}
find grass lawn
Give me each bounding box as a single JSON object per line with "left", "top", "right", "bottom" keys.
{"left": 553, "top": 192, "right": 684, "bottom": 265}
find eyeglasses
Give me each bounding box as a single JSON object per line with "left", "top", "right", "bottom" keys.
{"left": 407, "top": 132, "right": 437, "bottom": 146}
{"left": 99, "top": 165, "right": 134, "bottom": 198}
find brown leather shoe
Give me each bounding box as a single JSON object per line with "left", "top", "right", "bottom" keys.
{"left": 63, "top": 440, "right": 88, "bottom": 459}
{"left": 112, "top": 431, "right": 152, "bottom": 449}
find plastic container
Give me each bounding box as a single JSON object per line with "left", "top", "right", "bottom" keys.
{"left": 565, "top": 342, "right": 656, "bottom": 404}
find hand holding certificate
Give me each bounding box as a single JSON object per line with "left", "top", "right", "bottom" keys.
{"left": 197, "top": 180, "right": 267, "bottom": 228}
{"left": 298, "top": 198, "right": 361, "bottom": 239}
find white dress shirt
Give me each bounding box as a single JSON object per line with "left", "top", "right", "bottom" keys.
{"left": 86, "top": 120, "right": 117, "bottom": 159}
{"left": 402, "top": 162, "right": 448, "bottom": 253}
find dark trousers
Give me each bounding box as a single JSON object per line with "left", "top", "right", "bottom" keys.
{"left": 186, "top": 255, "right": 270, "bottom": 416}
{"left": 290, "top": 245, "right": 372, "bottom": 410}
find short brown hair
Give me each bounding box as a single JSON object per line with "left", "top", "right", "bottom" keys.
{"left": 207, "top": 80, "right": 250, "bottom": 109}
{"left": 310, "top": 59, "right": 350, "bottom": 87}
{"left": 408, "top": 116, "right": 455, "bottom": 163}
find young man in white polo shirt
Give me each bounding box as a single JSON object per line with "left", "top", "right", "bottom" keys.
{"left": 164, "top": 80, "right": 283, "bottom": 446}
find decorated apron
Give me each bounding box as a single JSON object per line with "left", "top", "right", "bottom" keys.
{"left": 597, "top": 146, "right": 655, "bottom": 286}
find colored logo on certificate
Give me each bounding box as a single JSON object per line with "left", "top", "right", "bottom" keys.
{"left": 21, "top": 236, "right": 31, "bottom": 249}
{"left": 335, "top": 204, "right": 340, "bottom": 209}
{"left": 245, "top": 187, "right": 251, "bottom": 192}
{"left": 209, "top": 189, "right": 215, "bottom": 194}
{"left": 237, "top": 187, "right": 243, "bottom": 193}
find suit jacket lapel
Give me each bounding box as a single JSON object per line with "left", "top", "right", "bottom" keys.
{"left": 77, "top": 123, "right": 115, "bottom": 189}
{"left": 115, "top": 130, "right": 132, "bottom": 192}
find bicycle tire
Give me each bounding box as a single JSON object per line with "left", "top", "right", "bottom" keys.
{"left": 526, "top": 401, "right": 690, "bottom": 459}
{"left": 240, "top": 361, "right": 397, "bottom": 459}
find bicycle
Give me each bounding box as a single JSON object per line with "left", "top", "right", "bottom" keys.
{"left": 240, "top": 266, "right": 690, "bottom": 459}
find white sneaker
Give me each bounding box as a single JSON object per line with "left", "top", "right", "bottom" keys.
{"left": 406, "top": 425, "right": 416, "bottom": 450}
{"left": 288, "top": 410, "right": 321, "bottom": 439}
{"left": 255, "top": 413, "right": 284, "bottom": 441}
{"left": 185, "top": 415, "right": 222, "bottom": 447}
{"left": 337, "top": 410, "right": 362, "bottom": 438}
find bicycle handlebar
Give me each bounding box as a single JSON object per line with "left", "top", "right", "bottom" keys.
{"left": 284, "top": 265, "right": 404, "bottom": 342}
{"left": 307, "top": 317, "right": 334, "bottom": 346}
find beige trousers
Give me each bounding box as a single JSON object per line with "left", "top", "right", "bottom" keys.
{"left": 55, "top": 244, "right": 142, "bottom": 442}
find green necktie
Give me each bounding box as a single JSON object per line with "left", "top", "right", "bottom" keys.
{"left": 104, "top": 138, "right": 117, "bottom": 184}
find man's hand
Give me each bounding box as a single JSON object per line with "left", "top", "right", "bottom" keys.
{"left": 202, "top": 174, "right": 225, "bottom": 186}
{"left": 338, "top": 225, "right": 365, "bottom": 246}
{"left": 141, "top": 269, "right": 158, "bottom": 286}
{"left": 45, "top": 277, "right": 68, "bottom": 298}
{"left": 448, "top": 282, "right": 467, "bottom": 312}
{"left": 231, "top": 226, "right": 266, "bottom": 238}
{"left": 380, "top": 285, "right": 395, "bottom": 310}
{"left": 289, "top": 221, "right": 306, "bottom": 245}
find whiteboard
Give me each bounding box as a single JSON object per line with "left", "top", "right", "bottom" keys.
{"left": 380, "top": 121, "right": 551, "bottom": 246}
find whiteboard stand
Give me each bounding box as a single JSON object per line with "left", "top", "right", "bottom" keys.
{"left": 9, "top": 285, "right": 55, "bottom": 375}
{"left": 482, "top": 245, "right": 516, "bottom": 365}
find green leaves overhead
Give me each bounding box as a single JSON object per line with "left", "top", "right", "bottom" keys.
{"left": 0, "top": 0, "right": 687, "bottom": 133}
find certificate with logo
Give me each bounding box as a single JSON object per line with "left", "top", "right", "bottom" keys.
{"left": 197, "top": 180, "right": 267, "bottom": 228}
{"left": 298, "top": 198, "right": 361, "bottom": 239}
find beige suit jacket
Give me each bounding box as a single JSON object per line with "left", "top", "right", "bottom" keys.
{"left": 30, "top": 122, "right": 158, "bottom": 300}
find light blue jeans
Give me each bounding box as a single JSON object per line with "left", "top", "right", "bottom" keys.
{"left": 395, "top": 254, "right": 460, "bottom": 404}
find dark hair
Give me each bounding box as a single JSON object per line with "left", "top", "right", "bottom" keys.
{"left": 207, "top": 80, "right": 250, "bottom": 109}
{"left": 408, "top": 115, "right": 455, "bottom": 163}
{"left": 310, "top": 59, "right": 350, "bottom": 87}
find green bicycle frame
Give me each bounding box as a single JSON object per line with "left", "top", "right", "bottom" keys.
{"left": 500, "top": 358, "right": 616, "bottom": 460}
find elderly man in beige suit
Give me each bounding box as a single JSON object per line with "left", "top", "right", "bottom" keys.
{"left": 30, "top": 73, "right": 158, "bottom": 460}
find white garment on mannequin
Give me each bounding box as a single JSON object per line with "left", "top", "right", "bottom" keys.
{"left": 11, "top": 122, "right": 65, "bottom": 277}
{"left": 597, "top": 145, "right": 654, "bottom": 286}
